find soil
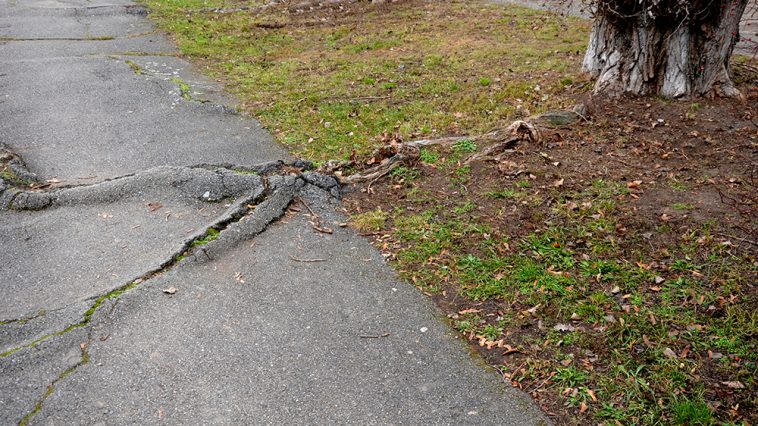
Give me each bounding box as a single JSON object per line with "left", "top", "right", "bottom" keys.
{"left": 344, "top": 86, "right": 758, "bottom": 424}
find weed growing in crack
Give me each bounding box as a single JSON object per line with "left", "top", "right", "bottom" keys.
{"left": 125, "top": 59, "right": 143, "bottom": 75}
{"left": 190, "top": 228, "right": 220, "bottom": 246}
{"left": 171, "top": 77, "right": 192, "bottom": 100}
{"left": 18, "top": 348, "right": 90, "bottom": 425}
{"left": 85, "top": 35, "right": 115, "bottom": 41}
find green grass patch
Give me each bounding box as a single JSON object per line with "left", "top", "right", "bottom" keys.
{"left": 351, "top": 208, "right": 389, "bottom": 232}
{"left": 139, "top": 0, "right": 590, "bottom": 161}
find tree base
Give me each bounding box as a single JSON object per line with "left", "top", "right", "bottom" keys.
{"left": 583, "top": 0, "right": 748, "bottom": 98}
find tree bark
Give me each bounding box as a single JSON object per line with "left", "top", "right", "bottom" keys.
{"left": 583, "top": 0, "right": 748, "bottom": 98}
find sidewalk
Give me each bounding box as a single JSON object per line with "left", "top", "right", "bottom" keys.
{"left": 0, "top": 0, "right": 548, "bottom": 424}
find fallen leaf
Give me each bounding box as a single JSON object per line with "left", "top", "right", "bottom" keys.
{"left": 552, "top": 178, "right": 564, "bottom": 187}
{"left": 162, "top": 287, "right": 177, "bottom": 295}
{"left": 586, "top": 388, "right": 597, "bottom": 402}
{"left": 502, "top": 345, "right": 519, "bottom": 355}
{"left": 146, "top": 202, "right": 163, "bottom": 212}
{"left": 663, "top": 347, "right": 677, "bottom": 358}
{"left": 627, "top": 180, "right": 643, "bottom": 189}
{"left": 722, "top": 381, "right": 745, "bottom": 389}
{"left": 458, "top": 308, "right": 482, "bottom": 315}
{"left": 579, "top": 402, "right": 588, "bottom": 413}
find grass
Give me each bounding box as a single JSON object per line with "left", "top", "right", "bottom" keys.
{"left": 349, "top": 162, "right": 757, "bottom": 424}
{"left": 171, "top": 76, "right": 192, "bottom": 100}
{"left": 351, "top": 208, "right": 388, "bottom": 232}
{"left": 139, "top": 0, "right": 590, "bottom": 161}
{"left": 190, "top": 228, "right": 219, "bottom": 246}
{"left": 125, "top": 59, "right": 143, "bottom": 75}
{"left": 672, "top": 394, "right": 714, "bottom": 425}
{"left": 0, "top": 167, "right": 36, "bottom": 187}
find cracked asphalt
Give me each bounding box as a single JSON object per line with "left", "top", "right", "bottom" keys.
{"left": 0, "top": 0, "right": 549, "bottom": 424}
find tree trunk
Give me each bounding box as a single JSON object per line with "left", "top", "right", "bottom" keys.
{"left": 583, "top": 0, "right": 748, "bottom": 98}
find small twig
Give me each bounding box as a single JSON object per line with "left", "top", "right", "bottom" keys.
{"left": 298, "top": 197, "right": 334, "bottom": 234}
{"left": 525, "top": 372, "right": 556, "bottom": 394}
{"left": 323, "top": 95, "right": 391, "bottom": 103}
{"left": 298, "top": 196, "right": 318, "bottom": 217}
{"left": 359, "top": 332, "right": 391, "bottom": 339}
{"left": 715, "top": 232, "right": 758, "bottom": 247}
{"left": 289, "top": 254, "right": 327, "bottom": 262}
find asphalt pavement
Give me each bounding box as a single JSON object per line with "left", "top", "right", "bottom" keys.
{"left": 0, "top": 0, "right": 549, "bottom": 424}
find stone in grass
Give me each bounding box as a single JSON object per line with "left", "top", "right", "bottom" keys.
{"left": 532, "top": 110, "right": 582, "bottom": 127}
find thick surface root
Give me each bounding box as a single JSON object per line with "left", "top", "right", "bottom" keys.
{"left": 340, "top": 119, "right": 543, "bottom": 184}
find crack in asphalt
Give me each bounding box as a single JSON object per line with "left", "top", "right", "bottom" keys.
{"left": 2, "top": 170, "right": 340, "bottom": 425}
{"left": 0, "top": 32, "right": 156, "bottom": 42}
{"left": 0, "top": 181, "right": 266, "bottom": 357}
{"left": 17, "top": 344, "right": 90, "bottom": 426}
{"left": 0, "top": 310, "right": 47, "bottom": 326}
{"left": 0, "top": 168, "right": 340, "bottom": 354}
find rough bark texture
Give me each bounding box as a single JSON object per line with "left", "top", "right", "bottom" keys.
{"left": 583, "top": 0, "right": 748, "bottom": 98}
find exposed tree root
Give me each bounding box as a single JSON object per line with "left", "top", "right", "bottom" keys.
{"left": 192, "top": 0, "right": 372, "bottom": 15}
{"left": 338, "top": 120, "right": 541, "bottom": 184}
{"left": 191, "top": 0, "right": 280, "bottom": 15}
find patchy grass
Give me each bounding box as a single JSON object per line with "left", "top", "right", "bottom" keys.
{"left": 351, "top": 208, "right": 388, "bottom": 232}
{"left": 140, "top": 0, "right": 590, "bottom": 161}
{"left": 346, "top": 95, "right": 758, "bottom": 424}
